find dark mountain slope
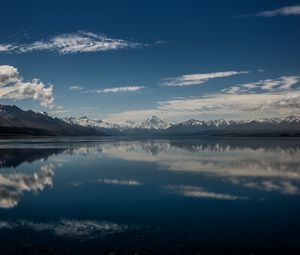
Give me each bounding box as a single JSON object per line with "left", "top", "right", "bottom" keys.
{"left": 0, "top": 105, "right": 104, "bottom": 137}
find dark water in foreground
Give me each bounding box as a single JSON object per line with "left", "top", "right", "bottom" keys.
{"left": 0, "top": 137, "right": 300, "bottom": 255}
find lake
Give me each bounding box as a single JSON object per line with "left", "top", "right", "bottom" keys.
{"left": 0, "top": 137, "right": 300, "bottom": 254}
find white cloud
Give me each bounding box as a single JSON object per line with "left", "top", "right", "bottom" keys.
{"left": 106, "top": 90, "right": 300, "bottom": 122}
{"left": 158, "top": 91, "right": 300, "bottom": 115}
{"left": 70, "top": 85, "right": 83, "bottom": 91}
{"left": 106, "top": 75, "right": 300, "bottom": 122}
{"left": 0, "top": 65, "right": 19, "bottom": 84}
{"left": 222, "top": 76, "right": 300, "bottom": 94}
{"left": 96, "top": 86, "right": 145, "bottom": 94}
{"left": 0, "top": 65, "right": 56, "bottom": 108}
{"left": 0, "top": 31, "right": 143, "bottom": 54}
{"left": 254, "top": 5, "right": 300, "bottom": 17}
{"left": 49, "top": 109, "right": 71, "bottom": 115}
{"left": 239, "top": 5, "right": 300, "bottom": 18}
{"left": 0, "top": 44, "right": 15, "bottom": 52}
{"left": 71, "top": 85, "right": 145, "bottom": 94}
{"left": 161, "top": 71, "right": 248, "bottom": 87}
{"left": 97, "top": 178, "right": 142, "bottom": 186}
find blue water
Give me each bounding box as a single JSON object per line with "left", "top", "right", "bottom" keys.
{"left": 0, "top": 138, "right": 300, "bottom": 254}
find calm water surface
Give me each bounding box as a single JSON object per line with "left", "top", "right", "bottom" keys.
{"left": 0, "top": 138, "right": 300, "bottom": 254}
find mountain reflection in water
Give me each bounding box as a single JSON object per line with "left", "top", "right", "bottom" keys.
{"left": 0, "top": 138, "right": 300, "bottom": 208}
{"left": 0, "top": 138, "right": 300, "bottom": 254}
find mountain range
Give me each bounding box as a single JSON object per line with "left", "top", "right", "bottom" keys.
{"left": 0, "top": 104, "right": 104, "bottom": 137}
{"left": 0, "top": 104, "right": 300, "bottom": 137}
{"left": 63, "top": 113, "right": 300, "bottom": 137}
{"left": 63, "top": 115, "right": 176, "bottom": 135}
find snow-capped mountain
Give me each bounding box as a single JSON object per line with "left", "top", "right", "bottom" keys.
{"left": 63, "top": 116, "right": 119, "bottom": 129}
{"left": 139, "top": 116, "right": 174, "bottom": 130}
{"left": 63, "top": 115, "right": 174, "bottom": 132}
{"left": 1, "top": 104, "right": 299, "bottom": 137}
{"left": 165, "top": 115, "right": 300, "bottom": 136}
{"left": 116, "top": 120, "right": 139, "bottom": 130}
{"left": 282, "top": 115, "right": 300, "bottom": 124}
{"left": 165, "top": 118, "right": 234, "bottom": 134}
{"left": 63, "top": 116, "right": 126, "bottom": 135}
{"left": 62, "top": 114, "right": 300, "bottom": 136}
{"left": 63, "top": 116, "right": 139, "bottom": 131}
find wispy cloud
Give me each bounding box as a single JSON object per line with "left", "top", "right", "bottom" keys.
{"left": 157, "top": 91, "right": 300, "bottom": 116}
{"left": 70, "top": 85, "right": 145, "bottom": 94}
{"left": 241, "top": 5, "right": 300, "bottom": 17}
{"left": 69, "top": 85, "right": 83, "bottom": 91}
{"left": 161, "top": 71, "right": 248, "bottom": 87}
{"left": 96, "top": 86, "right": 145, "bottom": 94}
{"left": 0, "top": 31, "right": 144, "bottom": 54}
{"left": 0, "top": 44, "right": 16, "bottom": 52}
{"left": 0, "top": 65, "right": 56, "bottom": 108}
{"left": 106, "top": 75, "right": 300, "bottom": 122}
{"left": 49, "top": 109, "right": 71, "bottom": 115}
{"left": 222, "top": 76, "right": 300, "bottom": 94}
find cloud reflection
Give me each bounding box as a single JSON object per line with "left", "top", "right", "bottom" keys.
{"left": 164, "top": 185, "right": 245, "bottom": 200}
{"left": 0, "top": 164, "right": 54, "bottom": 208}
{"left": 1, "top": 139, "right": 300, "bottom": 208}
{"left": 0, "top": 219, "right": 129, "bottom": 238}
{"left": 97, "top": 178, "right": 143, "bottom": 186}
{"left": 97, "top": 140, "right": 300, "bottom": 195}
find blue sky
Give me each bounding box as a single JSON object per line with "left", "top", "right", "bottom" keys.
{"left": 0, "top": 0, "right": 300, "bottom": 122}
